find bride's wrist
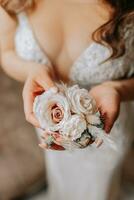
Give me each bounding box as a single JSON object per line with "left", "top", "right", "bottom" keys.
{"left": 101, "top": 81, "right": 123, "bottom": 101}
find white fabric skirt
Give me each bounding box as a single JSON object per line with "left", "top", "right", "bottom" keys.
{"left": 36, "top": 102, "right": 134, "bottom": 200}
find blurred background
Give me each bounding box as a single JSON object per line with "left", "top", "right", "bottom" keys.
{"left": 0, "top": 68, "right": 47, "bottom": 200}
{"left": 0, "top": 68, "right": 134, "bottom": 200}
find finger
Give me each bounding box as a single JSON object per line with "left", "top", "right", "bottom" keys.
{"left": 103, "top": 111, "right": 117, "bottom": 133}
{"left": 95, "top": 138, "right": 103, "bottom": 148}
{"left": 42, "top": 132, "right": 63, "bottom": 146}
{"left": 99, "top": 108, "right": 114, "bottom": 133}
{"left": 51, "top": 132, "right": 62, "bottom": 143}
{"left": 39, "top": 143, "right": 48, "bottom": 149}
{"left": 50, "top": 143, "right": 65, "bottom": 150}
{"left": 23, "top": 80, "right": 40, "bottom": 127}
{"left": 99, "top": 109, "right": 106, "bottom": 126}
{"left": 39, "top": 143, "right": 65, "bottom": 151}
{"left": 26, "top": 112, "right": 40, "bottom": 127}
{"left": 36, "top": 71, "right": 56, "bottom": 90}
{"left": 51, "top": 133, "right": 69, "bottom": 147}
{"left": 104, "top": 119, "right": 114, "bottom": 133}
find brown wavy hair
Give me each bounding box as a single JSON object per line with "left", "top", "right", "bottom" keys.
{"left": 0, "top": 0, "right": 34, "bottom": 14}
{"left": 93, "top": 0, "right": 134, "bottom": 59}
{"left": 1, "top": 0, "right": 134, "bottom": 59}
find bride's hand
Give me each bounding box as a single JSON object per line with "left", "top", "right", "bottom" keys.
{"left": 23, "top": 64, "right": 65, "bottom": 151}
{"left": 89, "top": 82, "right": 121, "bottom": 133}
{"left": 23, "top": 65, "right": 56, "bottom": 127}
{"left": 39, "top": 132, "right": 65, "bottom": 151}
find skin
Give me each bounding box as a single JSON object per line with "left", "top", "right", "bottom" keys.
{"left": 0, "top": 0, "right": 134, "bottom": 151}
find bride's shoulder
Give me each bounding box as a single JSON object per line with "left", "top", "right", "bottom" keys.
{"left": 0, "top": 6, "right": 17, "bottom": 52}
{"left": 0, "top": 0, "right": 35, "bottom": 14}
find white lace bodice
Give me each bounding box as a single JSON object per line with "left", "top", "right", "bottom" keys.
{"left": 15, "top": 12, "right": 134, "bottom": 88}
{"left": 15, "top": 13, "right": 52, "bottom": 67}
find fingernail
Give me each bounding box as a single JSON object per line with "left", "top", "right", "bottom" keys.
{"left": 105, "top": 128, "right": 110, "bottom": 134}
{"left": 104, "top": 125, "right": 110, "bottom": 134}
{"left": 52, "top": 133, "right": 60, "bottom": 139}
{"left": 39, "top": 143, "right": 48, "bottom": 149}
{"left": 50, "top": 87, "right": 58, "bottom": 93}
{"left": 95, "top": 138, "right": 103, "bottom": 148}
{"left": 41, "top": 135, "right": 45, "bottom": 140}
{"left": 56, "top": 138, "right": 62, "bottom": 142}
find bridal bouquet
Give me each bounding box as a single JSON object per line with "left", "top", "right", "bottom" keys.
{"left": 33, "top": 84, "right": 116, "bottom": 150}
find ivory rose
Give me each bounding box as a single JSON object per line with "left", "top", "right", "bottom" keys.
{"left": 66, "top": 85, "right": 96, "bottom": 115}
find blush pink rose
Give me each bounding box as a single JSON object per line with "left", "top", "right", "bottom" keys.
{"left": 51, "top": 104, "right": 64, "bottom": 123}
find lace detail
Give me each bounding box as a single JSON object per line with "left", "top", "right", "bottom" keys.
{"left": 69, "top": 20, "right": 134, "bottom": 88}
{"left": 15, "top": 12, "right": 134, "bottom": 88}
{"left": 15, "top": 12, "right": 52, "bottom": 67}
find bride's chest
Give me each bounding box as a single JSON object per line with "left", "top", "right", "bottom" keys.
{"left": 15, "top": 3, "right": 128, "bottom": 87}
{"left": 22, "top": 3, "right": 109, "bottom": 81}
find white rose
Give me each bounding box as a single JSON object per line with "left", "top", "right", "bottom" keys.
{"left": 60, "top": 114, "right": 87, "bottom": 140}
{"left": 33, "top": 87, "right": 71, "bottom": 131}
{"left": 66, "top": 85, "right": 96, "bottom": 115}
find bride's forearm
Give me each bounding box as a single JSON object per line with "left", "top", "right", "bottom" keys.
{"left": 102, "top": 78, "right": 134, "bottom": 102}
{"left": 1, "top": 50, "right": 51, "bottom": 82}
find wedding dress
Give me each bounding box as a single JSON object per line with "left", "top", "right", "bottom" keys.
{"left": 15, "top": 12, "right": 134, "bottom": 200}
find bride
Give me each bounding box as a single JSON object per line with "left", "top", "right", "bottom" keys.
{"left": 0, "top": 0, "right": 134, "bottom": 199}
